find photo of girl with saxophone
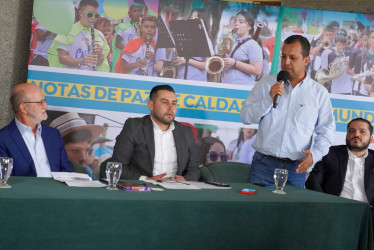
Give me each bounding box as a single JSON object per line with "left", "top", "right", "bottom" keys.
{"left": 220, "top": 11, "right": 263, "bottom": 86}
{"left": 114, "top": 15, "right": 157, "bottom": 76}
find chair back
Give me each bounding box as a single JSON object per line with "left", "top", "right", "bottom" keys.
{"left": 199, "top": 161, "right": 251, "bottom": 183}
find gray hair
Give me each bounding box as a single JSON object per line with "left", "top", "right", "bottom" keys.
{"left": 10, "top": 88, "right": 27, "bottom": 114}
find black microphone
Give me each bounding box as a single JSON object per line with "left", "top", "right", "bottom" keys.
{"left": 273, "top": 70, "right": 289, "bottom": 108}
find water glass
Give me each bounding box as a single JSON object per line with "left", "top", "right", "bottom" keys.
{"left": 272, "top": 168, "right": 288, "bottom": 194}
{"left": 0, "top": 157, "right": 13, "bottom": 188}
{"left": 105, "top": 162, "right": 122, "bottom": 190}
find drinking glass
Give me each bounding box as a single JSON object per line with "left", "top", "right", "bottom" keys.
{"left": 0, "top": 157, "right": 13, "bottom": 188}
{"left": 272, "top": 168, "right": 288, "bottom": 194}
{"left": 105, "top": 162, "right": 122, "bottom": 190}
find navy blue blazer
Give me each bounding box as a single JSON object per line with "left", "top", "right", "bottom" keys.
{"left": 0, "top": 119, "right": 72, "bottom": 176}
{"left": 306, "top": 145, "right": 374, "bottom": 207}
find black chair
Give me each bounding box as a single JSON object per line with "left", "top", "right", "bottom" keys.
{"left": 199, "top": 161, "right": 251, "bottom": 183}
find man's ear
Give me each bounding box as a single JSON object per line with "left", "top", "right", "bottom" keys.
{"left": 370, "top": 135, "right": 374, "bottom": 144}
{"left": 18, "top": 103, "right": 28, "bottom": 115}
{"left": 147, "top": 99, "right": 153, "bottom": 111}
{"left": 304, "top": 55, "right": 310, "bottom": 66}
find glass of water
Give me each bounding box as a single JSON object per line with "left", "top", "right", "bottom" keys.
{"left": 105, "top": 162, "right": 122, "bottom": 190}
{"left": 272, "top": 168, "right": 288, "bottom": 194}
{"left": 0, "top": 157, "right": 13, "bottom": 188}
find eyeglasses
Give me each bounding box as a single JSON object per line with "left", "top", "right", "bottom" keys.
{"left": 23, "top": 98, "right": 47, "bottom": 106}
{"left": 337, "top": 30, "right": 347, "bottom": 36}
{"left": 82, "top": 10, "right": 101, "bottom": 19}
{"left": 207, "top": 151, "right": 229, "bottom": 162}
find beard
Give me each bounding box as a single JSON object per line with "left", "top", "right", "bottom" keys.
{"left": 346, "top": 137, "right": 370, "bottom": 152}
{"left": 152, "top": 111, "right": 174, "bottom": 126}
{"left": 30, "top": 110, "right": 48, "bottom": 124}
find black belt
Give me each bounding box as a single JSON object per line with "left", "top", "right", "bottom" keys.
{"left": 266, "top": 155, "right": 298, "bottom": 164}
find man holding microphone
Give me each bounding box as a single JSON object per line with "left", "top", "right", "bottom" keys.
{"left": 240, "top": 35, "right": 335, "bottom": 188}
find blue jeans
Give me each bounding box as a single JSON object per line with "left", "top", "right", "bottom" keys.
{"left": 247, "top": 152, "right": 306, "bottom": 188}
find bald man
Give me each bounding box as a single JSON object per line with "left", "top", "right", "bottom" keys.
{"left": 0, "top": 83, "right": 72, "bottom": 177}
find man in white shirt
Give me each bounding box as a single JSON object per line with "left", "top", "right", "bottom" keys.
{"left": 112, "top": 84, "right": 200, "bottom": 181}
{"left": 0, "top": 83, "right": 72, "bottom": 176}
{"left": 306, "top": 118, "right": 374, "bottom": 210}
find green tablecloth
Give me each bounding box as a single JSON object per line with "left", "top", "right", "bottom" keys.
{"left": 0, "top": 177, "right": 372, "bottom": 250}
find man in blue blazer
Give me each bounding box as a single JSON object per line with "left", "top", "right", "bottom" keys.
{"left": 0, "top": 83, "right": 72, "bottom": 177}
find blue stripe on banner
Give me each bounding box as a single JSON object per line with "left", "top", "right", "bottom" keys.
{"left": 27, "top": 70, "right": 374, "bottom": 131}
{"left": 28, "top": 70, "right": 249, "bottom": 123}
{"left": 27, "top": 70, "right": 248, "bottom": 98}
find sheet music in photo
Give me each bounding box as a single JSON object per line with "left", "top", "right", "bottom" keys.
{"left": 169, "top": 19, "right": 214, "bottom": 58}
{"left": 156, "top": 15, "right": 176, "bottom": 49}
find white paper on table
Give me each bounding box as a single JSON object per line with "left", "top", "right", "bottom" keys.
{"left": 51, "top": 172, "right": 92, "bottom": 182}
{"left": 143, "top": 180, "right": 232, "bottom": 189}
{"left": 64, "top": 180, "right": 107, "bottom": 187}
{"left": 188, "top": 181, "right": 232, "bottom": 189}
{"left": 144, "top": 180, "right": 201, "bottom": 189}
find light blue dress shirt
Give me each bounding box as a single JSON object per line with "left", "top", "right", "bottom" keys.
{"left": 15, "top": 119, "right": 52, "bottom": 177}
{"left": 240, "top": 74, "right": 335, "bottom": 164}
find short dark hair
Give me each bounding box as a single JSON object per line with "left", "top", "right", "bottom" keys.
{"left": 347, "top": 118, "right": 373, "bottom": 135}
{"left": 335, "top": 35, "right": 347, "bottom": 44}
{"left": 324, "top": 24, "right": 335, "bottom": 33}
{"left": 63, "top": 129, "right": 93, "bottom": 145}
{"left": 130, "top": 3, "right": 143, "bottom": 10}
{"left": 149, "top": 85, "right": 175, "bottom": 101}
{"left": 284, "top": 35, "right": 310, "bottom": 58}
{"left": 140, "top": 15, "right": 158, "bottom": 26}
{"left": 78, "top": 0, "right": 99, "bottom": 9}
{"left": 328, "top": 21, "right": 339, "bottom": 29}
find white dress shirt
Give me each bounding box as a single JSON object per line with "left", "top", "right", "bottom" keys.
{"left": 340, "top": 148, "right": 368, "bottom": 203}
{"left": 139, "top": 118, "right": 177, "bottom": 180}
{"left": 15, "top": 119, "right": 52, "bottom": 177}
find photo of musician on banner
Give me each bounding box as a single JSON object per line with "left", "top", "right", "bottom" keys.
{"left": 281, "top": 8, "right": 374, "bottom": 97}
{"left": 29, "top": 0, "right": 279, "bottom": 87}
{"left": 156, "top": 0, "right": 279, "bottom": 86}
{"left": 30, "top": 0, "right": 160, "bottom": 73}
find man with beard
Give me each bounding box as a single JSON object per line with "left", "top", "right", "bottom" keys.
{"left": 306, "top": 118, "right": 374, "bottom": 209}
{"left": 112, "top": 84, "right": 200, "bottom": 181}
{"left": 0, "top": 83, "right": 72, "bottom": 176}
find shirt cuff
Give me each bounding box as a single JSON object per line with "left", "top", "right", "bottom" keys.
{"left": 139, "top": 175, "right": 147, "bottom": 181}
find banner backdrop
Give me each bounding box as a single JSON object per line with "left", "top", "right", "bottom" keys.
{"left": 27, "top": 0, "right": 374, "bottom": 169}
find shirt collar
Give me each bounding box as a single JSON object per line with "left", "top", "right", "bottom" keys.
{"left": 150, "top": 117, "right": 175, "bottom": 133}
{"left": 236, "top": 35, "right": 251, "bottom": 42}
{"left": 347, "top": 147, "right": 368, "bottom": 160}
{"left": 15, "top": 118, "right": 42, "bottom": 135}
{"left": 288, "top": 71, "right": 309, "bottom": 88}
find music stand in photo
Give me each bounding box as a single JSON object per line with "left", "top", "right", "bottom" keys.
{"left": 169, "top": 19, "right": 213, "bottom": 79}
{"left": 156, "top": 16, "right": 175, "bottom": 49}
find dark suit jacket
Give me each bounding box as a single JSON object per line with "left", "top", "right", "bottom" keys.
{"left": 112, "top": 115, "right": 200, "bottom": 181}
{"left": 0, "top": 119, "right": 73, "bottom": 176}
{"left": 306, "top": 145, "right": 374, "bottom": 207}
